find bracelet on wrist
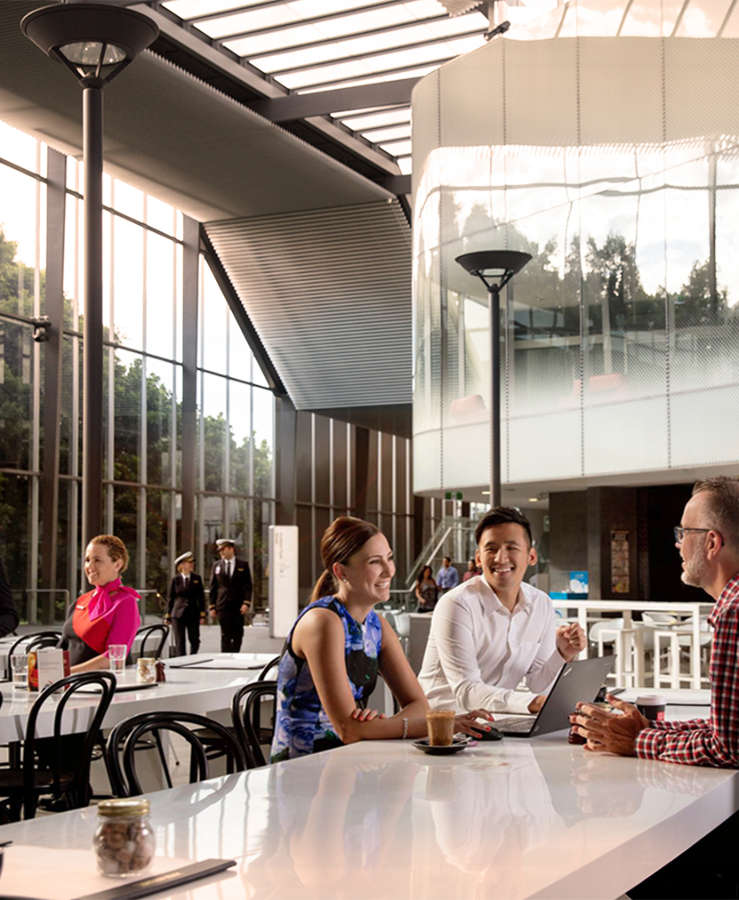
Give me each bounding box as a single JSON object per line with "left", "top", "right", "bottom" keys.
{"left": 401, "top": 717, "right": 409, "bottom": 740}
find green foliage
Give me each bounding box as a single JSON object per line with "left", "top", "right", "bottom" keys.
{"left": 0, "top": 228, "right": 274, "bottom": 605}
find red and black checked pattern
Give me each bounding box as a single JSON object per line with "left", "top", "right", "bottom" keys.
{"left": 635, "top": 574, "right": 739, "bottom": 767}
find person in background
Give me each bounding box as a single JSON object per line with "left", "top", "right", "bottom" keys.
{"left": 58, "top": 535, "right": 140, "bottom": 672}
{"left": 209, "top": 538, "right": 253, "bottom": 653}
{"left": 415, "top": 565, "right": 439, "bottom": 613}
{"left": 571, "top": 478, "right": 739, "bottom": 900}
{"left": 419, "top": 507, "right": 586, "bottom": 715}
{"left": 271, "top": 516, "right": 493, "bottom": 761}
{"left": 462, "top": 558, "right": 478, "bottom": 582}
{"left": 0, "top": 558, "right": 19, "bottom": 636}
{"left": 166, "top": 551, "right": 205, "bottom": 656}
{"left": 436, "top": 556, "right": 459, "bottom": 593}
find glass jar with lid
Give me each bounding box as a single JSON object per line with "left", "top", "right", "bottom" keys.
{"left": 94, "top": 797, "right": 155, "bottom": 877}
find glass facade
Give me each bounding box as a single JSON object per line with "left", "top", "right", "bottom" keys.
{"left": 196, "top": 261, "right": 276, "bottom": 609}
{"left": 0, "top": 121, "right": 277, "bottom": 620}
{"left": 412, "top": 29, "right": 739, "bottom": 495}
{"left": 0, "top": 117, "right": 420, "bottom": 620}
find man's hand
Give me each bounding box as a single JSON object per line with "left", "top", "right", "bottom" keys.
{"left": 240, "top": 603, "right": 249, "bottom": 616}
{"left": 556, "top": 622, "right": 587, "bottom": 661}
{"left": 208, "top": 605, "right": 216, "bottom": 621}
{"left": 569, "top": 696, "right": 649, "bottom": 756}
{"left": 528, "top": 694, "right": 546, "bottom": 714}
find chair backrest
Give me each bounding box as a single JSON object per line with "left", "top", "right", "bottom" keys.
{"left": 588, "top": 619, "right": 624, "bottom": 642}
{"left": 106, "top": 710, "right": 247, "bottom": 797}
{"left": 642, "top": 611, "right": 681, "bottom": 628}
{"left": 24, "top": 670, "right": 116, "bottom": 818}
{"left": 232, "top": 680, "right": 277, "bottom": 769}
{"left": 257, "top": 654, "right": 281, "bottom": 681}
{"left": 132, "top": 624, "right": 169, "bottom": 661}
{"left": 5, "top": 631, "right": 60, "bottom": 678}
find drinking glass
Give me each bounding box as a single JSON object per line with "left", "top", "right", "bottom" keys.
{"left": 10, "top": 653, "right": 27, "bottom": 689}
{"left": 426, "top": 709, "right": 455, "bottom": 746}
{"left": 108, "top": 644, "right": 127, "bottom": 677}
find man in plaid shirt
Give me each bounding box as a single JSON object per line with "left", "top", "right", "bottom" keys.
{"left": 571, "top": 475, "right": 739, "bottom": 766}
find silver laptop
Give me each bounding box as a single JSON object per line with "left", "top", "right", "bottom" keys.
{"left": 494, "top": 655, "right": 615, "bottom": 738}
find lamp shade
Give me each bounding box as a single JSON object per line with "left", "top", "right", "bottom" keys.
{"left": 21, "top": 3, "right": 158, "bottom": 86}
{"left": 455, "top": 250, "right": 531, "bottom": 278}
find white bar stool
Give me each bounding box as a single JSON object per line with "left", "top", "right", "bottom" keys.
{"left": 643, "top": 611, "right": 694, "bottom": 689}
{"left": 589, "top": 619, "right": 645, "bottom": 688}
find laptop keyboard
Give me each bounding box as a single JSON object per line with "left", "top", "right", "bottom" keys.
{"left": 494, "top": 716, "right": 534, "bottom": 733}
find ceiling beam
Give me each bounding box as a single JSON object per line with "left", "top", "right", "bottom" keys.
{"left": 378, "top": 173, "right": 411, "bottom": 194}
{"left": 248, "top": 76, "right": 419, "bottom": 121}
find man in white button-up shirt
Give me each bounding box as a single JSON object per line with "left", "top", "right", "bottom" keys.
{"left": 418, "top": 508, "right": 586, "bottom": 715}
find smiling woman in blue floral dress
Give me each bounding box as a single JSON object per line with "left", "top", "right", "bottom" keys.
{"left": 271, "top": 516, "right": 491, "bottom": 761}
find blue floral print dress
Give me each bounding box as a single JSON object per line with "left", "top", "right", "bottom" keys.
{"left": 270, "top": 596, "right": 383, "bottom": 762}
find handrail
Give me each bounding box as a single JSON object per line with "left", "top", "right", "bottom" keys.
{"left": 17, "top": 588, "right": 71, "bottom": 625}
{"left": 386, "top": 587, "right": 416, "bottom": 612}
{"left": 551, "top": 597, "right": 714, "bottom": 688}
{"left": 404, "top": 516, "right": 477, "bottom": 588}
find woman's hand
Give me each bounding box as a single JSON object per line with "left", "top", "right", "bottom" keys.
{"left": 350, "top": 707, "right": 386, "bottom": 722}
{"left": 454, "top": 708, "right": 495, "bottom": 738}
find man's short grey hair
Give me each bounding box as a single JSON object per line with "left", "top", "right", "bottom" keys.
{"left": 692, "top": 476, "right": 739, "bottom": 552}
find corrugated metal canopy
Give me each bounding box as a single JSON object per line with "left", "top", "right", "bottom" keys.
{"left": 205, "top": 200, "right": 412, "bottom": 424}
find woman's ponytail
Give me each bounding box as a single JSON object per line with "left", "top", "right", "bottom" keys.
{"left": 310, "top": 568, "right": 336, "bottom": 605}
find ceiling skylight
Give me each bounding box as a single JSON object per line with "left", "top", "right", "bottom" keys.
{"left": 158, "top": 0, "right": 488, "bottom": 181}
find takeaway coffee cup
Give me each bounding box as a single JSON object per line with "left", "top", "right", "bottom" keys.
{"left": 636, "top": 694, "right": 666, "bottom": 723}
{"left": 426, "top": 709, "right": 456, "bottom": 746}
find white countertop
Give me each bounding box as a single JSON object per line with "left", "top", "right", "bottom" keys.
{"left": 1, "top": 722, "right": 737, "bottom": 899}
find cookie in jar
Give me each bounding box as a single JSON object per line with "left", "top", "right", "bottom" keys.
{"left": 94, "top": 798, "right": 155, "bottom": 877}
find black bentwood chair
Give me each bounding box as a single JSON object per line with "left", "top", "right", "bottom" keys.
{"left": 0, "top": 670, "right": 115, "bottom": 820}
{"left": 232, "top": 680, "right": 278, "bottom": 769}
{"left": 4, "top": 632, "right": 60, "bottom": 679}
{"left": 106, "top": 710, "right": 247, "bottom": 797}
{"left": 131, "top": 623, "right": 169, "bottom": 662}
{"left": 257, "top": 655, "right": 281, "bottom": 681}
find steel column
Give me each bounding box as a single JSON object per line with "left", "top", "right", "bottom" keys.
{"left": 40, "top": 148, "right": 66, "bottom": 615}
{"left": 82, "top": 86, "right": 104, "bottom": 544}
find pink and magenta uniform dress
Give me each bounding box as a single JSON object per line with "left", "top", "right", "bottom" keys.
{"left": 59, "top": 577, "right": 140, "bottom": 666}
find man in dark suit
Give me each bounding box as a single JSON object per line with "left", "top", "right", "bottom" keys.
{"left": 166, "top": 551, "right": 205, "bottom": 656}
{"left": 209, "top": 539, "right": 253, "bottom": 653}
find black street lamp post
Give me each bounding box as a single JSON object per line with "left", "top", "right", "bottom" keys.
{"left": 455, "top": 250, "right": 531, "bottom": 508}
{"left": 21, "top": 3, "right": 158, "bottom": 545}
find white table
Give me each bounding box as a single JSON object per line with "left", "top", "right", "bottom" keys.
{"left": 0, "top": 653, "right": 275, "bottom": 743}
{"left": 166, "top": 652, "right": 275, "bottom": 672}
{"left": 1, "top": 706, "right": 737, "bottom": 899}
{"left": 552, "top": 599, "right": 714, "bottom": 688}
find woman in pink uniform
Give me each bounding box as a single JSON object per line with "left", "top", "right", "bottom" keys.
{"left": 59, "top": 534, "right": 140, "bottom": 672}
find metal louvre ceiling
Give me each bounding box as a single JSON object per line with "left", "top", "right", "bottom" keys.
{"left": 205, "top": 200, "right": 412, "bottom": 410}
{"left": 155, "top": 0, "right": 489, "bottom": 176}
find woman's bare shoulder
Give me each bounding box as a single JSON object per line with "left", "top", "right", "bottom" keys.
{"left": 294, "top": 604, "right": 343, "bottom": 637}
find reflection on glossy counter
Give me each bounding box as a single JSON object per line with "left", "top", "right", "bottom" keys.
{"left": 1, "top": 731, "right": 736, "bottom": 900}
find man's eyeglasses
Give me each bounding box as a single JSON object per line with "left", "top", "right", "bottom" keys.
{"left": 673, "top": 526, "right": 711, "bottom": 543}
